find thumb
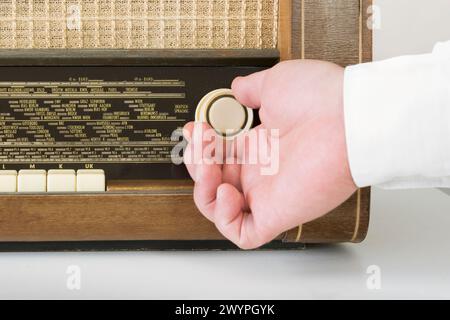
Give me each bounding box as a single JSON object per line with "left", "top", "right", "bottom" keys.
{"left": 231, "top": 69, "right": 268, "bottom": 109}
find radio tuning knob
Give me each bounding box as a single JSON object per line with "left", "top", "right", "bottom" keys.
{"left": 195, "top": 88, "right": 253, "bottom": 139}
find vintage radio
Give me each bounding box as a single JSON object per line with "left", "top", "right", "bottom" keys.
{"left": 0, "top": 0, "right": 371, "bottom": 250}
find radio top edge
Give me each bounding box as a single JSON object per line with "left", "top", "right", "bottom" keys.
{"left": 0, "top": 49, "right": 280, "bottom": 67}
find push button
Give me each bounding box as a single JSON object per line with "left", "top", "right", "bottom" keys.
{"left": 0, "top": 170, "right": 17, "bottom": 193}
{"left": 196, "top": 88, "right": 253, "bottom": 138}
{"left": 47, "top": 169, "right": 76, "bottom": 193}
{"left": 76, "top": 169, "right": 105, "bottom": 192}
{"left": 17, "top": 170, "right": 47, "bottom": 193}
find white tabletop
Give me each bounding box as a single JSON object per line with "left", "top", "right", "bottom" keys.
{"left": 1, "top": 188, "right": 450, "bottom": 299}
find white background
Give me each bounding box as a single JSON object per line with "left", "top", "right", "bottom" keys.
{"left": 1, "top": 0, "right": 450, "bottom": 299}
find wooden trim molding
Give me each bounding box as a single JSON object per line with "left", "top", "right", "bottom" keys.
{"left": 0, "top": 188, "right": 370, "bottom": 243}
{"left": 278, "top": 0, "right": 293, "bottom": 60}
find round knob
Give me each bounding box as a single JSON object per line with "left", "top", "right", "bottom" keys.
{"left": 195, "top": 89, "right": 253, "bottom": 138}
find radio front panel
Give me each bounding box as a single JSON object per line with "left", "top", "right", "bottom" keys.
{"left": 0, "top": 63, "right": 268, "bottom": 181}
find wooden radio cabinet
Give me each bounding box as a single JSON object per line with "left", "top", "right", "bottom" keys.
{"left": 0, "top": 0, "right": 371, "bottom": 250}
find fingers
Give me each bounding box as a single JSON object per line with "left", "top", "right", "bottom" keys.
{"left": 183, "top": 121, "right": 195, "bottom": 142}
{"left": 193, "top": 162, "right": 222, "bottom": 222}
{"left": 222, "top": 163, "right": 242, "bottom": 192}
{"left": 183, "top": 122, "right": 196, "bottom": 179}
{"left": 183, "top": 121, "right": 215, "bottom": 182}
{"left": 183, "top": 121, "right": 271, "bottom": 249}
{"left": 214, "top": 183, "right": 267, "bottom": 249}
{"left": 184, "top": 121, "right": 222, "bottom": 221}
{"left": 231, "top": 69, "right": 268, "bottom": 109}
{"left": 184, "top": 121, "right": 242, "bottom": 189}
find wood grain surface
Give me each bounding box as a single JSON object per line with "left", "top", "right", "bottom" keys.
{"left": 277, "top": 0, "right": 372, "bottom": 243}
{"left": 0, "top": 187, "right": 369, "bottom": 243}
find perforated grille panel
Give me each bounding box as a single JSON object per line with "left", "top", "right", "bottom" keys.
{"left": 0, "top": 0, "right": 279, "bottom": 49}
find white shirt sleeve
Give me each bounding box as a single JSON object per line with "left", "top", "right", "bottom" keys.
{"left": 344, "top": 41, "right": 450, "bottom": 189}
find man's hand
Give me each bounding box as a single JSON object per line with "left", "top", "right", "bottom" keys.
{"left": 183, "top": 60, "right": 357, "bottom": 249}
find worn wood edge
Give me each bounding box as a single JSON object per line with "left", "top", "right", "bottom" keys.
{"left": 107, "top": 179, "right": 194, "bottom": 193}
{"left": 282, "top": 188, "right": 370, "bottom": 244}
{"left": 0, "top": 240, "right": 306, "bottom": 252}
{"left": 362, "top": 0, "right": 373, "bottom": 63}
{"left": 278, "top": 0, "right": 293, "bottom": 60}
{"left": 349, "top": 0, "right": 372, "bottom": 242}
{"left": 350, "top": 187, "right": 371, "bottom": 243}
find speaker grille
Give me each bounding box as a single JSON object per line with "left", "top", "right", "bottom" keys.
{"left": 0, "top": 0, "right": 279, "bottom": 49}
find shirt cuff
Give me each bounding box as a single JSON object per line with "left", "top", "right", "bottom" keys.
{"left": 343, "top": 42, "right": 450, "bottom": 188}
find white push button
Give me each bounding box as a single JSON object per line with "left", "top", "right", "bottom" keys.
{"left": 76, "top": 169, "right": 105, "bottom": 192}
{"left": 0, "top": 170, "right": 17, "bottom": 193}
{"left": 47, "top": 169, "right": 76, "bottom": 192}
{"left": 17, "top": 170, "right": 47, "bottom": 192}
{"left": 196, "top": 88, "right": 253, "bottom": 138}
